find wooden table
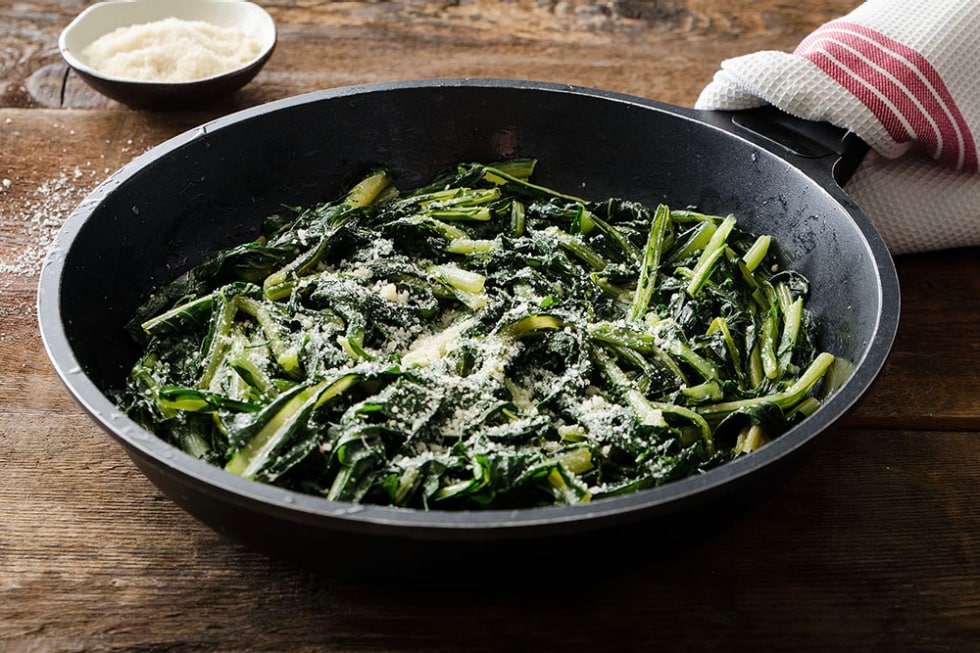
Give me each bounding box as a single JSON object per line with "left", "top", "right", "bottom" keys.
{"left": 3, "top": 2, "right": 978, "bottom": 650}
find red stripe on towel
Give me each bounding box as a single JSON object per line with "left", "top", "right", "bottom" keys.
{"left": 796, "top": 20, "right": 976, "bottom": 171}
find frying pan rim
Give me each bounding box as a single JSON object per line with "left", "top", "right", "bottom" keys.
{"left": 37, "top": 77, "right": 900, "bottom": 540}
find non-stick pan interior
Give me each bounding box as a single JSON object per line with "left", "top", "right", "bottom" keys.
{"left": 41, "top": 80, "right": 897, "bottom": 560}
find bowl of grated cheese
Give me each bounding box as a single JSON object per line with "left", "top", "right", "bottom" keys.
{"left": 59, "top": 0, "right": 276, "bottom": 109}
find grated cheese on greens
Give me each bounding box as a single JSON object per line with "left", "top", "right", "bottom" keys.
{"left": 118, "top": 159, "right": 834, "bottom": 510}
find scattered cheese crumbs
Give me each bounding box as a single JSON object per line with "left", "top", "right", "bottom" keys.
{"left": 377, "top": 282, "right": 408, "bottom": 304}
{"left": 82, "top": 17, "right": 263, "bottom": 82}
{"left": 0, "top": 171, "right": 95, "bottom": 278}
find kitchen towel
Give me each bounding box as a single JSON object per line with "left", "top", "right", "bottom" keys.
{"left": 696, "top": 0, "right": 980, "bottom": 254}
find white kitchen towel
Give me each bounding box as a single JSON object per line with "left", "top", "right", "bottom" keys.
{"left": 696, "top": 0, "right": 980, "bottom": 254}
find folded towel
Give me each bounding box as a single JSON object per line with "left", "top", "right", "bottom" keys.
{"left": 696, "top": 0, "right": 980, "bottom": 254}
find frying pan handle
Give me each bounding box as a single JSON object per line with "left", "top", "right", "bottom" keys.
{"left": 722, "top": 105, "right": 869, "bottom": 187}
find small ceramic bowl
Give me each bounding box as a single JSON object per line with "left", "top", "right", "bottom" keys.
{"left": 59, "top": 0, "right": 276, "bottom": 110}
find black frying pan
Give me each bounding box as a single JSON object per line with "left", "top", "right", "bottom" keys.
{"left": 38, "top": 79, "right": 899, "bottom": 573}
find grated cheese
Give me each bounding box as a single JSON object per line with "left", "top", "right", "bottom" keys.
{"left": 82, "top": 17, "right": 263, "bottom": 82}
{"left": 377, "top": 282, "right": 408, "bottom": 304}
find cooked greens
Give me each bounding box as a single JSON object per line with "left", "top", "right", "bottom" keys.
{"left": 118, "top": 159, "right": 834, "bottom": 509}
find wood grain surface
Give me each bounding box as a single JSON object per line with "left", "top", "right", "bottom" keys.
{"left": 3, "top": 1, "right": 979, "bottom": 651}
